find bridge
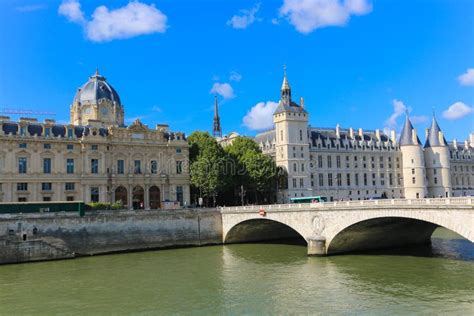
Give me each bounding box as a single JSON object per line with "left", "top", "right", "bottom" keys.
{"left": 220, "top": 197, "right": 474, "bottom": 256}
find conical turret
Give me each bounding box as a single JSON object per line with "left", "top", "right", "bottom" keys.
{"left": 424, "top": 114, "right": 447, "bottom": 148}
{"left": 399, "top": 114, "right": 421, "bottom": 146}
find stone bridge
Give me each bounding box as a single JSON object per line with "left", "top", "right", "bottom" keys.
{"left": 220, "top": 197, "right": 474, "bottom": 256}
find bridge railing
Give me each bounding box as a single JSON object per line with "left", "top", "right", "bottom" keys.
{"left": 219, "top": 197, "right": 473, "bottom": 212}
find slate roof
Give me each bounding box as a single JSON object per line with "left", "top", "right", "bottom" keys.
{"left": 424, "top": 116, "right": 447, "bottom": 148}
{"left": 399, "top": 115, "right": 421, "bottom": 146}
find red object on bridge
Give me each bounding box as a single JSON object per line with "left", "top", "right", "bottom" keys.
{"left": 259, "top": 208, "right": 266, "bottom": 216}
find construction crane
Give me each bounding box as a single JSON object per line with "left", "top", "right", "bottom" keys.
{"left": 0, "top": 108, "right": 56, "bottom": 117}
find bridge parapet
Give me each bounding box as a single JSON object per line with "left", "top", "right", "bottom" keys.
{"left": 220, "top": 197, "right": 473, "bottom": 213}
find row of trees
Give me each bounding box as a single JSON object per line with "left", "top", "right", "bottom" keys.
{"left": 188, "top": 132, "right": 279, "bottom": 206}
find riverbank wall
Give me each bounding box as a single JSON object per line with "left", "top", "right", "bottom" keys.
{"left": 0, "top": 209, "right": 222, "bottom": 264}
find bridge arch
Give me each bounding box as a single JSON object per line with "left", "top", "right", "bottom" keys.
{"left": 325, "top": 212, "right": 473, "bottom": 255}
{"left": 224, "top": 218, "right": 307, "bottom": 245}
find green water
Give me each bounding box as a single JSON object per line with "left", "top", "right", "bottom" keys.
{"left": 0, "top": 228, "right": 473, "bottom": 315}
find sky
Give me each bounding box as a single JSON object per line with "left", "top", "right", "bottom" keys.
{"left": 0, "top": 0, "right": 473, "bottom": 142}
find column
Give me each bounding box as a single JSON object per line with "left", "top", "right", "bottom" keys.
{"left": 128, "top": 184, "right": 133, "bottom": 210}
{"left": 144, "top": 184, "right": 150, "bottom": 210}
{"left": 307, "top": 236, "right": 326, "bottom": 256}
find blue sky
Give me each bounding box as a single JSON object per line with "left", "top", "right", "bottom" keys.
{"left": 0, "top": 0, "right": 473, "bottom": 141}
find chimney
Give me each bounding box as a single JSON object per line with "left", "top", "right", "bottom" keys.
{"left": 44, "top": 118, "right": 56, "bottom": 124}
{"left": 391, "top": 130, "right": 396, "bottom": 144}
{"left": 465, "top": 140, "right": 469, "bottom": 149}
{"left": 453, "top": 139, "right": 457, "bottom": 149}
{"left": 425, "top": 128, "right": 429, "bottom": 139}
{"left": 375, "top": 129, "right": 381, "bottom": 141}
{"left": 438, "top": 131, "right": 445, "bottom": 145}
{"left": 412, "top": 128, "right": 418, "bottom": 144}
{"left": 470, "top": 133, "right": 474, "bottom": 147}
{"left": 300, "top": 97, "right": 305, "bottom": 108}
{"left": 349, "top": 127, "right": 354, "bottom": 139}
{"left": 358, "top": 128, "right": 363, "bottom": 137}
{"left": 336, "top": 124, "right": 340, "bottom": 138}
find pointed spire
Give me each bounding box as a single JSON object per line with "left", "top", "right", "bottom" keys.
{"left": 281, "top": 64, "right": 291, "bottom": 104}
{"left": 424, "top": 111, "right": 447, "bottom": 147}
{"left": 399, "top": 113, "right": 421, "bottom": 146}
{"left": 213, "top": 95, "right": 222, "bottom": 138}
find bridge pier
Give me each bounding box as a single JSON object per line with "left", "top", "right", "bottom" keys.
{"left": 307, "top": 236, "right": 326, "bottom": 256}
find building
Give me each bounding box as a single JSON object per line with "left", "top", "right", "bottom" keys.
{"left": 255, "top": 71, "right": 473, "bottom": 202}
{"left": 0, "top": 70, "right": 190, "bottom": 209}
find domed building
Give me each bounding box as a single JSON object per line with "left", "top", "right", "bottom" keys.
{"left": 70, "top": 69, "right": 125, "bottom": 127}
{"left": 0, "top": 70, "right": 190, "bottom": 209}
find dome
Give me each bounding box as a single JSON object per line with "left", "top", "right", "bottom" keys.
{"left": 73, "top": 69, "right": 121, "bottom": 107}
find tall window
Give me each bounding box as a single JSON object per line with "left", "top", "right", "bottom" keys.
{"left": 176, "top": 161, "right": 183, "bottom": 174}
{"left": 389, "top": 173, "right": 393, "bottom": 186}
{"left": 176, "top": 186, "right": 183, "bottom": 205}
{"left": 292, "top": 178, "right": 297, "bottom": 188}
{"left": 66, "top": 159, "right": 74, "bottom": 174}
{"left": 299, "top": 178, "right": 304, "bottom": 188}
{"left": 280, "top": 130, "right": 283, "bottom": 141}
{"left": 336, "top": 156, "right": 341, "bottom": 168}
{"left": 91, "top": 159, "right": 99, "bottom": 174}
{"left": 299, "top": 130, "right": 303, "bottom": 141}
{"left": 327, "top": 156, "right": 332, "bottom": 168}
{"left": 412, "top": 177, "right": 416, "bottom": 184}
{"left": 355, "top": 173, "right": 359, "bottom": 186}
{"left": 318, "top": 156, "right": 323, "bottom": 168}
{"left": 364, "top": 173, "right": 368, "bottom": 186}
{"left": 134, "top": 160, "right": 141, "bottom": 174}
{"left": 318, "top": 174, "right": 324, "bottom": 187}
{"left": 90, "top": 187, "right": 99, "bottom": 202}
{"left": 43, "top": 158, "right": 51, "bottom": 174}
{"left": 293, "top": 163, "right": 297, "bottom": 172}
{"left": 337, "top": 173, "right": 342, "bottom": 186}
{"left": 117, "top": 160, "right": 124, "bottom": 174}
{"left": 346, "top": 173, "right": 351, "bottom": 186}
{"left": 67, "top": 128, "right": 73, "bottom": 138}
{"left": 44, "top": 127, "right": 51, "bottom": 137}
{"left": 19, "top": 157, "right": 27, "bottom": 174}
{"left": 150, "top": 160, "right": 158, "bottom": 174}
{"left": 328, "top": 173, "right": 333, "bottom": 187}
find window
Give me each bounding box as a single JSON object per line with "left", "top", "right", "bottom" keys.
{"left": 91, "top": 159, "right": 99, "bottom": 174}
{"left": 19, "top": 157, "right": 27, "bottom": 173}
{"left": 293, "top": 163, "right": 297, "bottom": 172}
{"left": 66, "top": 159, "right": 74, "bottom": 174}
{"left": 42, "top": 183, "right": 52, "bottom": 191}
{"left": 434, "top": 177, "right": 438, "bottom": 184}
{"left": 381, "top": 174, "right": 385, "bottom": 186}
{"left": 17, "top": 183, "right": 28, "bottom": 191}
{"left": 176, "top": 161, "right": 183, "bottom": 174}
{"left": 150, "top": 160, "right": 158, "bottom": 174}
{"left": 318, "top": 156, "right": 323, "bottom": 168}
{"left": 355, "top": 174, "right": 359, "bottom": 186}
{"left": 44, "top": 128, "right": 51, "bottom": 137}
{"left": 299, "top": 178, "right": 304, "bottom": 188}
{"left": 66, "top": 196, "right": 74, "bottom": 201}
{"left": 176, "top": 148, "right": 182, "bottom": 154}
{"left": 301, "top": 163, "right": 304, "bottom": 172}
{"left": 65, "top": 183, "right": 75, "bottom": 191}
{"left": 337, "top": 173, "right": 342, "bottom": 186}
{"left": 134, "top": 160, "right": 141, "bottom": 174}
{"left": 433, "top": 169, "right": 437, "bottom": 175}
{"left": 117, "top": 160, "right": 124, "bottom": 174}
{"left": 20, "top": 126, "right": 26, "bottom": 136}
{"left": 412, "top": 168, "right": 415, "bottom": 175}
{"left": 336, "top": 156, "right": 341, "bottom": 168}
{"left": 176, "top": 186, "right": 184, "bottom": 205}
{"left": 292, "top": 178, "right": 297, "bottom": 188}
{"left": 91, "top": 145, "right": 98, "bottom": 151}
{"left": 397, "top": 173, "right": 401, "bottom": 186}
{"left": 43, "top": 197, "right": 51, "bottom": 202}
{"left": 389, "top": 173, "right": 393, "bottom": 186}
{"left": 328, "top": 173, "right": 333, "bottom": 187}
{"left": 412, "top": 177, "right": 416, "bottom": 184}
{"left": 346, "top": 174, "right": 351, "bottom": 186}
{"left": 18, "top": 197, "right": 27, "bottom": 202}
{"left": 67, "top": 144, "right": 74, "bottom": 150}
{"left": 318, "top": 174, "right": 324, "bottom": 187}
{"left": 44, "top": 143, "right": 51, "bottom": 149}
{"left": 43, "top": 158, "right": 51, "bottom": 174}
{"left": 67, "top": 128, "right": 73, "bottom": 138}
{"left": 299, "top": 130, "right": 303, "bottom": 141}
{"left": 364, "top": 173, "right": 368, "bottom": 186}
{"left": 327, "top": 156, "right": 332, "bottom": 168}
{"left": 280, "top": 130, "right": 283, "bottom": 141}
{"left": 19, "top": 143, "right": 27, "bottom": 148}
{"left": 90, "top": 187, "right": 99, "bottom": 202}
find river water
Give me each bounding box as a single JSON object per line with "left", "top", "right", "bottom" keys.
{"left": 0, "top": 228, "right": 472, "bottom": 315}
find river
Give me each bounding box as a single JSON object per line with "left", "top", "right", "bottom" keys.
{"left": 0, "top": 228, "right": 472, "bottom": 315}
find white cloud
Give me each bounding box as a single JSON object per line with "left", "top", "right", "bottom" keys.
{"left": 227, "top": 3, "right": 261, "bottom": 29}
{"left": 458, "top": 68, "right": 474, "bottom": 86}
{"left": 151, "top": 105, "right": 162, "bottom": 113}
{"left": 58, "top": 0, "right": 85, "bottom": 24}
{"left": 279, "top": 0, "right": 372, "bottom": 34}
{"left": 16, "top": 4, "right": 47, "bottom": 12}
{"left": 442, "top": 102, "right": 473, "bottom": 120}
{"left": 58, "top": 0, "right": 167, "bottom": 42}
{"left": 210, "top": 83, "right": 235, "bottom": 99}
{"left": 243, "top": 101, "right": 279, "bottom": 130}
{"left": 411, "top": 115, "right": 428, "bottom": 124}
{"left": 229, "top": 71, "right": 242, "bottom": 82}
{"left": 383, "top": 99, "right": 408, "bottom": 133}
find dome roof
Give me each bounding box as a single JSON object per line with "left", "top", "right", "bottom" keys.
{"left": 74, "top": 69, "right": 121, "bottom": 106}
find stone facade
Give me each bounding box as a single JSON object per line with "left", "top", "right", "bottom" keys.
{"left": 255, "top": 73, "right": 473, "bottom": 202}
{"left": 0, "top": 70, "right": 190, "bottom": 209}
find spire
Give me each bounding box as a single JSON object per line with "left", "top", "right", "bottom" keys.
{"left": 90, "top": 68, "right": 105, "bottom": 81}
{"left": 213, "top": 95, "right": 222, "bottom": 138}
{"left": 281, "top": 65, "right": 292, "bottom": 105}
{"left": 424, "top": 112, "right": 447, "bottom": 147}
{"left": 399, "top": 112, "right": 421, "bottom": 146}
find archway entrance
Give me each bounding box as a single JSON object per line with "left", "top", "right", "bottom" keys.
{"left": 149, "top": 186, "right": 161, "bottom": 209}
{"left": 114, "top": 186, "right": 128, "bottom": 208}
{"left": 132, "top": 186, "right": 144, "bottom": 209}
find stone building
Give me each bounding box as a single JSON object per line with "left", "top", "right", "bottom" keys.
{"left": 0, "top": 70, "right": 190, "bottom": 209}
{"left": 255, "top": 71, "right": 473, "bottom": 202}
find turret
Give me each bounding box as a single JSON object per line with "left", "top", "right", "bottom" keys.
{"left": 423, "top": 114, "right": 451, "bottom": 197}
{"left": 399, "top": 113, "right": 427, "bottom": 198}
{"left": 273, "top": 66, "right": 309, "bottom": 202}
{"left": 212, "top": 95, "right": 222, "bottom": 138}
